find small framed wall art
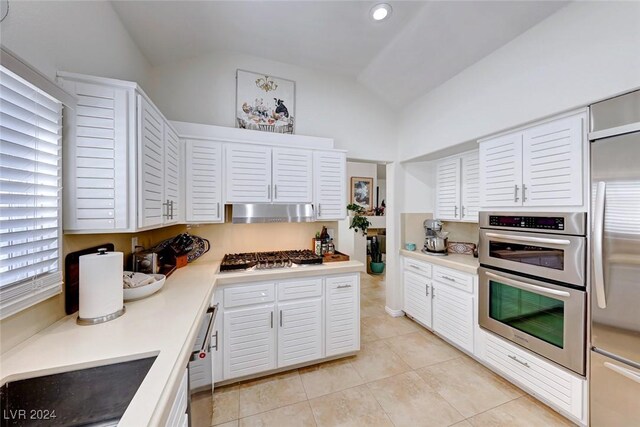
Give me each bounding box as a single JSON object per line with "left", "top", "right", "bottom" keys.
{"left": 236, "top": 69, "right": 295, "bottom": 134}
{"left": 350, "top": 177, "right": 374, "bottom": 211}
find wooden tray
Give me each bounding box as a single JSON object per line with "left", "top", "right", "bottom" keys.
{"left": 323, "top": 251, "right": 350, "bottom": 263}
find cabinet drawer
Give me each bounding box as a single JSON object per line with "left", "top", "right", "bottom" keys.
{"left": 404, "top": 258, "right": 432, "bottom": 278}
{"left": 277, "top": 278, "right": 323, "bottom": 301}
{"left": 223, "top": 283, "right": 275, "bottom": 308}
{"left": 482, "top": 331, "right": 584, "bottom": 420}
{"left": 165, "top": 368, "right": 188, "bottom": 427}
{"left": 433, "top": 266, "right": 473, "bottom": 293}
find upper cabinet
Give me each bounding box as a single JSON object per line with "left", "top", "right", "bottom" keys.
{"left": 479, "top": 112, "right": 586, "bottom": 209}
{"left": 224, "top": 146, "right": 313, "bottom": 204}
{"left": 184, "top": 139, "right": 223, "bottom": 223}
{"left": 314, "top": 151, "right": 347, "bottom": 220}
{"left": 435, "top": 150, "right": 479, "bottom": 222}
{"left": 59, "top": 73, "right": 181, "bottom": 233}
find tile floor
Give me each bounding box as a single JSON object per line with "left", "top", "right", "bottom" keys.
{"left": 192, "top": 273, "right": 575, "bottom": 427}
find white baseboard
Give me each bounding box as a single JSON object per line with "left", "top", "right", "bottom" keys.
{"left": 385, "top": 306, "right": 404, "bottom": 317}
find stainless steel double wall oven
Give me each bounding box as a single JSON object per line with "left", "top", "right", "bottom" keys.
{"left": 478, "top": 212, "right": 587, "bottom": 375}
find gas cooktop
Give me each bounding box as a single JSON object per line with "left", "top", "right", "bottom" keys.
{"left": 219, "top": 250, "right": 323, "bottom": 272}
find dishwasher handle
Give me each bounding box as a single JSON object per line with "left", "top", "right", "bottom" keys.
{"left": 191, "top": 303, "right": 219, "bottom": 361}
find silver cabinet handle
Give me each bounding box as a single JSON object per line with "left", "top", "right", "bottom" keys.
{"left": 454, "top": 205, "right": 458, "bottom": 218}
{"left": 514, "top": 184, "right": 519, "bottom": 202}
{"left": 522, "top": 184, "right": 528, "bottom": 202}
{"left": 425, "top": 284, "right": 429, "bottom": 297}
{"left": 485, "top": 271, "right": 571, "bottom": 299}
{"left": 441, "top": 275, "right": 456, "bottom": 282}
{"left": 508, "top": 354, "right": 530, "bottom": 368}
{"left": 280, "top": 310, "right": 283, "bottom": 327}
{"left": 170, "top": 200, "right": 174, "bottom": 219}
{"left": 485, "top": 232, "right": 571, "bottom": 246}
{"left": 604, "top": 361, "right": 640, "bottom": 384}
{"left": 274, "top": 184, "right": 278, "bottom": 200}
{"left": 210, "top": 331, "right": 218, "bottom": 351}
{"left": 593, "top": 181, "right": 607, "bottom": 309}
{"left": 317, "top": 203, "right": 322, "bottom": 217}
{"left": 337, "top": 284, "right": 352, "bottom": 289}
{"left": 461, "top": 205, "right": 465, "bottom": 218}
{"left": 217, "top": 202, "right": 220, "bottom": 218}
{"left": 270, "top": 311, "right": 273, "bottom": 328}
{"left": 163, "top": 200, "right": 170, "bottom": 218}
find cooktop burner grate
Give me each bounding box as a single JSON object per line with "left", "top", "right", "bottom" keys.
{"left": 219, "top": 250, "right": 323, "bottom": 272}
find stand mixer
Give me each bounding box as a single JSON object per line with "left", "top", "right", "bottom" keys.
{"left": 423, "top": 219, "right": 449, "bottom": 256}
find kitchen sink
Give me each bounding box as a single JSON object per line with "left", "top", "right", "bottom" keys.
{"left": 1, "top": 356, "right": 156, "bottom": 426}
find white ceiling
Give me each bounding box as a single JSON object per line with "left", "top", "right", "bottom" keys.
{"left": 111, "top": 1, "right": 568, "bottom": 109}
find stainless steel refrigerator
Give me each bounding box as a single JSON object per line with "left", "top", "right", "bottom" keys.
{"left": 589, "top": 90, "right": 640, "bottom": 426}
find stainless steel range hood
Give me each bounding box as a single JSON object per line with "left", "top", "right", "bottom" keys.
{"left": 232, "top": 204, "right": 315, "bottom": 224}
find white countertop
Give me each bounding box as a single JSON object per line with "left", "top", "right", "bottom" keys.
{"left": 0, "top": 259, "right": 364, "bottom": 426}
{"left": 400, "top": 249, "right": 479, "bottom": 274}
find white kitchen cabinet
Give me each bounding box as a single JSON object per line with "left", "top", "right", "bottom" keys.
{"left": 478, "top": 330, "right": 586, "bottom": 424}
{"left": 435, "top": 150, "right": 479, "bottom": 222}
{"left": 277, "top": 298, "right": 323, "bottom": 367}
{"left": 521, "top": 114, "right": 584, "bottom": 207}
{"left": 435, "top": 157, "right": 461, "bottom": 221}
{"left": 432, "top": 279, "right": 474, "bottom": 354}
{"left": 272, "top": 148, "right": 313, "bottom": 203}
{"left": 58, "top": 72, "right": 182, "bottom": 233}
{"left": 403, "top": 270, "right": 432, "bottom": 329}
{"left": 163, "top": 124, "right": 181, "bottom": 225}
{"left": 185, "top": 140, "right": 223, "bottom": 223}
{"left": 325, "top": 274, "right": 359, "bottom": 357}
{"left": 479, "top": 111, "right": 586, "bottom": 209}
{"left": 225, "top": 144, "right": 272, "bottom": 203}
{"left": 223, "top": 305, "right": 277, "bottom": 379}
{"left": 164, "top": 368, "right": 188, "bottom": 427}
{"left": 314, "top": 151, "right": 347, "bottom": 220}
{"left": 460, "top": 150, "right": 480, "bottom": 222}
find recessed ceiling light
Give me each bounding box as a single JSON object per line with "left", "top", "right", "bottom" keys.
{"left": 371, "top": 3, "right": 392, "bottom": 21}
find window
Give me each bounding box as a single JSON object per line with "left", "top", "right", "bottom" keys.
{"left": 0, "top": 64, "right": 64, "bottom": 319}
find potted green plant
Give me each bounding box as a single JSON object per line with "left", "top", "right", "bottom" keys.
{"left": 369, "top": 236, "right": 385, "bottom": 274}
{"left": 346, "top": 203, "right": 371, "bottom": 236}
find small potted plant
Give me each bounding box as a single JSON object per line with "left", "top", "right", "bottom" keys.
{"left": 347, "top": 203, "right": 371, "bottom": 236}
{"left": 369, "top": 236, "right": 385, "bottom": 275}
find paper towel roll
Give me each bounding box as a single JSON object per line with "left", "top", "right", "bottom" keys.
{"left": 79, "top": 250, "right": 124, "bottom": 323}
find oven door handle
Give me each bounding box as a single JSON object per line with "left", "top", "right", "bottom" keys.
{"left": 191, "top": 303, "right": 219, "bottom": 361}
{"left": 593, "top": 181, "right": 607, "bottom": 309}
{"left": 484, "top": 232, "right": 571, "bottom": 246}
{"left": 485, "top": 272, "right": 571, "bottom": 299}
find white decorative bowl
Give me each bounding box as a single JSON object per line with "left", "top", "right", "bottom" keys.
{"left": 123, "top": 274, "right": 166, "bottom": 301}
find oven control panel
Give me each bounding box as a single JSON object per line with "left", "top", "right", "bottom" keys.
{"left": 488, "top": 215, "right": 565, "bottom": 230}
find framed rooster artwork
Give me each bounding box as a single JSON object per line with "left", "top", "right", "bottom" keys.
{"left": 236, "top": 69, "right": 296, "bottom": 134}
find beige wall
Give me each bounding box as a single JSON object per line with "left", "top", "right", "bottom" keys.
{"left": 1, "top": 221, "right": 336, "bottom": 353}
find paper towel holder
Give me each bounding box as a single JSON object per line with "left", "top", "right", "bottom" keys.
{"left": 77, "top": 306, "right": 126, "bottom": 326}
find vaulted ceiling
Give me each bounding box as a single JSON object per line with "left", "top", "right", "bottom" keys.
{"left": 111, "top": 1, "right": 568, "bottom": 109}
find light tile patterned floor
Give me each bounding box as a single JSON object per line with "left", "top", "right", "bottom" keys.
{"left": 192, "top": 273, "right": 575, "bottom": 427}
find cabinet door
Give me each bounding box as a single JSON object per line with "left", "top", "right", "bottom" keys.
{"left": 163, "top": 123, "right": 180, "bottom": 225}
{"left": 223, "top": 305, "right": 276, "bottom": 379}
{"left": 63, "top": 81, "right": 129, "bottom": 231}
{"left": 435, "top": 157, "right": 461, "bottom": 220}
{"left": 314, "top": 151, "right": 347, "bottom": 220}
{"left": 277, "top": 298, "right": 323, "bottom": 367}
{"left": 272, "top": 148, "right": 313, "bottom": 203}
{"left": 522, "top": 114, "right": 584, "bottom": 207}
{"left": 461, "top": 150, "right": 480, "bottom": 222}
{"left": 138, "top": 95, "right": 165, "bottom": 228}
{"left": 325, "top": 275, "right": 359, "bottom": 357}
{"left": 432, "top": 281, "right": 474, "bottom": 354}
{"left": 225, "top": 145, "right": 272, "bottom": 203}
{"left": 185, "top": 140, "right": 223, "bottom": 222}
{"left": 479, "top": 133, "right": 523, "bottom": 208}
{"left": 403, "top": 270, "right": 432, "bottom": 329}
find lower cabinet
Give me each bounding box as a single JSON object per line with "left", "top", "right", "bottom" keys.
{"left": 214, "top": 273, "right": 359, "bottom": 383}
{"left": 432, "top": 280, "right": 474, "bottom": 354}
{"left": 164, "top": 368, "right": 188, "bottom": 427}
{"left": 403, "top": 270, "right": 432, "bottom": 329}
{"left": 223, "top": 305, "right": 277, "bottom": 379}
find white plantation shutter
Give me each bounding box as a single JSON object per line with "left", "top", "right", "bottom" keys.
{"left": 0, "top": 65, "right": 63, "bottom": 319}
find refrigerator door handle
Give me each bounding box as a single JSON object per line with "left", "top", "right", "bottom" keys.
{"left": 605, "top": 361, "right": 640, "bottom": 384}
{"left": 593, "top": 181, "right": 607, "bottom": 309}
